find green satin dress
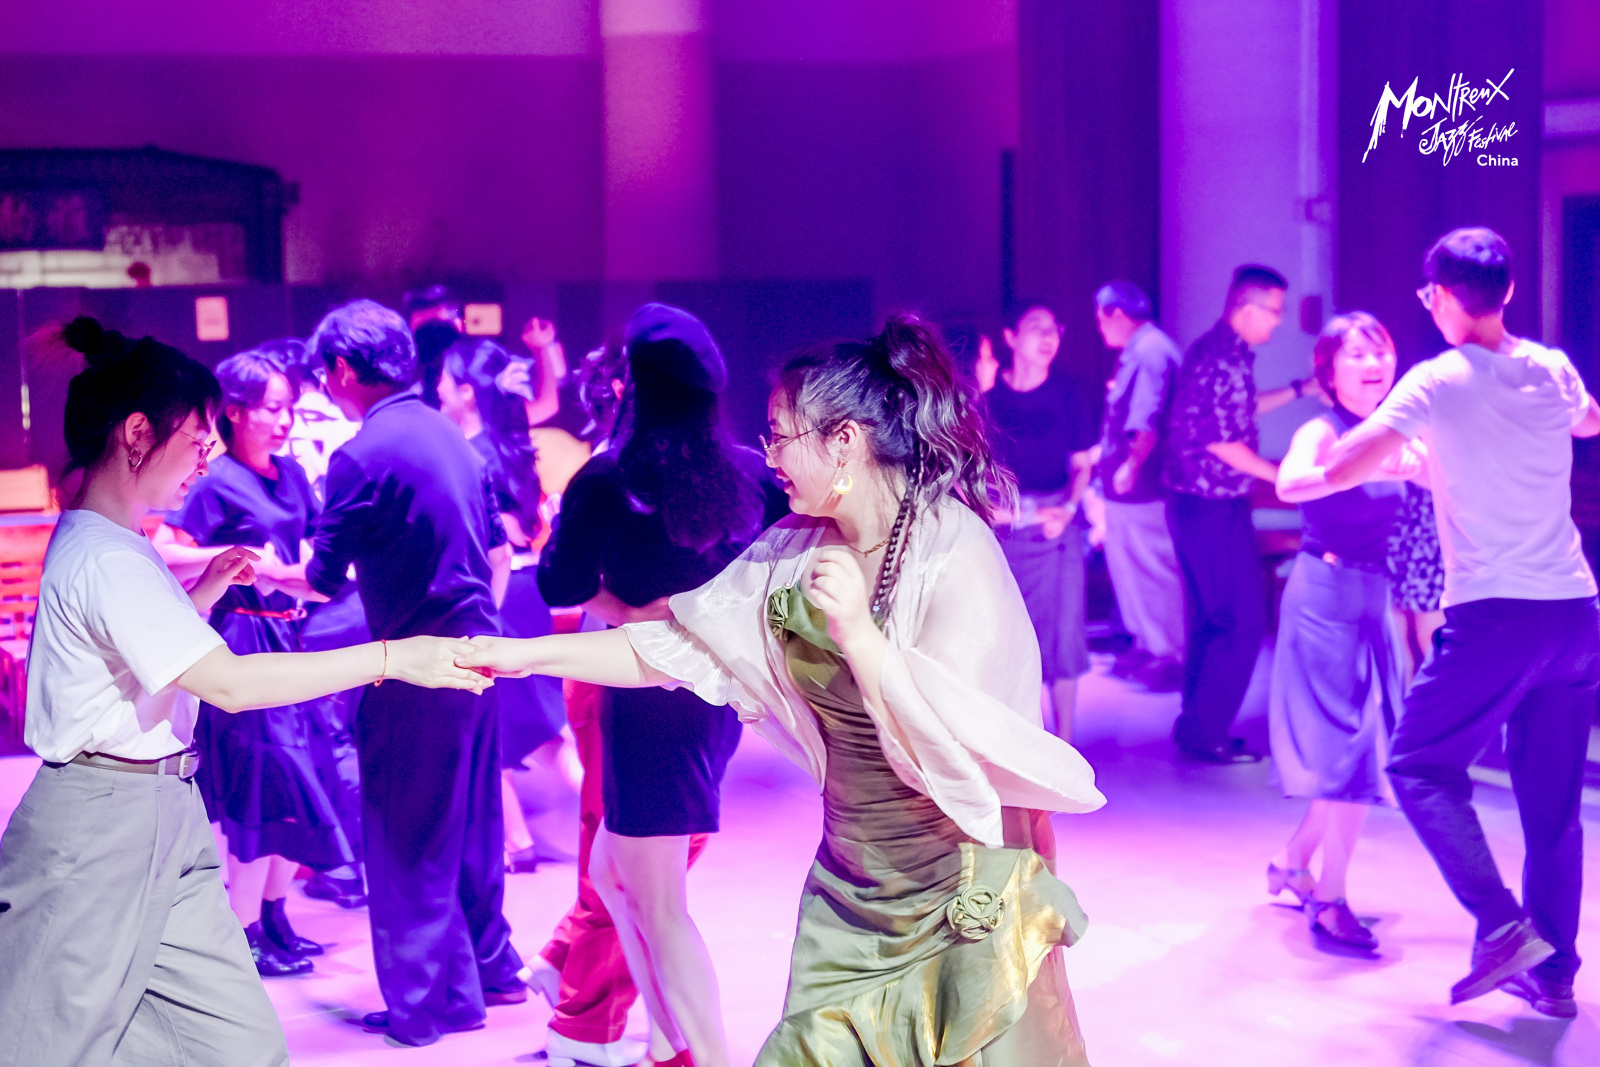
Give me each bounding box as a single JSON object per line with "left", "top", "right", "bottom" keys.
{"left": 757, "top": 586, "right": 1092, "bottom": 1067}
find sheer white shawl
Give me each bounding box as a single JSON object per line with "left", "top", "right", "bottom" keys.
{"left": 623, "top": 496, "right": 1106, "bottom": 848}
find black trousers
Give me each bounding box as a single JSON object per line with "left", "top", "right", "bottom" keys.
{"left": 356, "top": 682, "right": 522, "bottom": 1046}
{"left": 1389, "top": 596, "right": 1600, "bottom": 981}
{"left": 1166, "top": 493, "right": 1265, "bottom": 751}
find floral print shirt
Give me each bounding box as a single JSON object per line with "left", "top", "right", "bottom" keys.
{"left": 1162, "top": 319, "right": 1259, "bottom": 500}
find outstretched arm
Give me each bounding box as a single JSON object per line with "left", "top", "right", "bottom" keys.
{"left": 179, "top": 636, "right": 491, "bottom": 713}
{"left": 459, "top": 629, "right": 674, "bottom": 688}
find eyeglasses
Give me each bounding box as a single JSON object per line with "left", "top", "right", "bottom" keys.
{"left": 176, "top": 427, "right": 222, "bottom": 464}
{"left": 1416, "top": 283, "right": 1436, "bottom": 311}
{"left": 759, "top": 427, "right": 819, "bottom": 460}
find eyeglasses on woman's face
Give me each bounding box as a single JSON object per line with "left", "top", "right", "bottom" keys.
{"left": 759, "top": 426, "right": 820, "bottom": 461}
{"left": 174, "top": 426, "right": 223, "bottom": 464}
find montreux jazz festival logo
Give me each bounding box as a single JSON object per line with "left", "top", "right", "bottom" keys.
{"left": 1363, "top": 68, "right": 1519, "bottom": 167}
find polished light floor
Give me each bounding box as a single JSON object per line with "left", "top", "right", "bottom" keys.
{"left": 1, "top": 653, "right": 1596, "bottom": 1065}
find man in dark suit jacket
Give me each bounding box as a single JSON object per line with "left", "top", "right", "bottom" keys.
{"left": 306, "top": 299, "right": 523, "bottom": 1046}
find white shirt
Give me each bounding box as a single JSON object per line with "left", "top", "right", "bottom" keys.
{"left": 1369, "top": 339, "right": 1597, "bottom": 607}
{"left": 25, "top": 510, "right": 225, "bottom": 763}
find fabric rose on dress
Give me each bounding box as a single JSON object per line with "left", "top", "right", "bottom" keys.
{"left": 766, "top": 585, "right": 795, "bottom": 643}
{"left": 945, "top": 883, "right": 1004, "bottom": 942}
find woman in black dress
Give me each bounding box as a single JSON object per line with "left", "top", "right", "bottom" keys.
{"left": 438, "top": 338, "right": 568, "bottom": 867}
{"left": 536, "top": 304, "right": 781, "bottom": 1067}
{"left": 168, "top": 350, "right": 355, "bottom": 975}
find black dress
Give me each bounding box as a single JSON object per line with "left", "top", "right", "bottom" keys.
{"left": 539, "top": 448, "right": 784, "bottom": 837}
{"left": 468, "top": 434, "right": 567, "bottom": 766}
{"left": 172, "top": 453, "right": 355, "bottom": 869}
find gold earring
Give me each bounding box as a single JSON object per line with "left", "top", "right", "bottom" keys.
{"left": 832, "top": 467, "right": 854, "bottom": 495}
{"left": 128, "top": 448, "right": 144, "bottom": 473}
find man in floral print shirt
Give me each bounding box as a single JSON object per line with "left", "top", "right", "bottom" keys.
{"left": 1163, "top": 264, "right": 1316, "bottom": 763}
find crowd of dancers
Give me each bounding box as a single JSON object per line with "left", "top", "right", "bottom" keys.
{"left": 0, "top": 223, "right": 1592, "bottom": 1067}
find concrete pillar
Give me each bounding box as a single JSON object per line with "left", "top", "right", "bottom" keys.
{"left": 1160, "top": 0, "right": 1326, "bottom": 456}
{"left": 601, "top": 0, "right": 717, "bottom": 280}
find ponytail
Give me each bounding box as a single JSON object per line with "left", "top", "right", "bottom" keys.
{"left": 777, "top": 313, "right": 1016, "bottom": 527}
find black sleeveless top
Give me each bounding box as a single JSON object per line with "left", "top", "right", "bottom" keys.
{"left": 1299, "top": 404, "right": 1403, "bottom": 566}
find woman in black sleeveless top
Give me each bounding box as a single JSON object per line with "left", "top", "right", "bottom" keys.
{"left": 1266, "top": 313, "right": 1426, "bottom": 950}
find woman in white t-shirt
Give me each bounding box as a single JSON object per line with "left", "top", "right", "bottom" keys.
{"left": 0, "top": 318, "right": 492, "bottom": 1067}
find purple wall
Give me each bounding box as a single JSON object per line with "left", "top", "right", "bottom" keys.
{"left": 1, "top": 0, "right": 1021, "bottom": 320}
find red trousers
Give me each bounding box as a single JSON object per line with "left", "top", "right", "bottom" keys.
{"left": 540, "top": 680, "right": 707, "bottom": 1044}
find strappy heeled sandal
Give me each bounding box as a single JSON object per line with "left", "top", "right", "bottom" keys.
{"left": 1307, "top": 898, "right": 1378, "bottom": 950}
{"left": 1266, "top": 862, "right": 1314, "bottom": 907}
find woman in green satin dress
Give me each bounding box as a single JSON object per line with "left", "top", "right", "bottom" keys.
{"left": 464, "top": 315, "right": 1106, "bottom": 1066}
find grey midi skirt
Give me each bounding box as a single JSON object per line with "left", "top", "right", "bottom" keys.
{"left": 1268, "top": 552, "right": 1400, "bottom": 805}
{"left": 999, "top": 523, "right": 1090, "bottom": 683}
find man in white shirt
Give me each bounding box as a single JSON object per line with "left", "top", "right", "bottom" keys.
{"left": 1327, "top": 227, "right": 1600, "bottom": 1018}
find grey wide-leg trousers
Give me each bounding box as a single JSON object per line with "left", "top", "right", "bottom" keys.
{"left": 0, "top": 761, "right": 288, "bottom": 1066}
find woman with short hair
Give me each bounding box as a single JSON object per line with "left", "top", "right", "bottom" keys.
{"left": 1267, "top": 311, "right": 1425, "bottom": 950}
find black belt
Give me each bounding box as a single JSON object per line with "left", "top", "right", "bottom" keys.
{"left": 68, "top": 749, "right": 201, "bottom": 780}
{"left": 1302, "top": 548, "right": 1388, "bottom": 577}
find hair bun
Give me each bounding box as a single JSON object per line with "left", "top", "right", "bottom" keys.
{"left": 62, "top": 316, "right": 113, "bottom": 364}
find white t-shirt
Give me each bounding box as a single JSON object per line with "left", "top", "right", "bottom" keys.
{"left": 25, "top": 510, "right": 225, "bottom": 763}
{"left": 1369, "top": 339, "right": 1598, "bottom": 607}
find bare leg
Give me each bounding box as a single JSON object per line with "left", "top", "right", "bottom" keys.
{"left": 588, "top": 832, "right": 685, "bottom": 1054}
{"left": 591, "top": 828, "right": 733, "bottom": 1067}
{"left": 263, "top": 855, "right": 298, "bottom": 901}
{"left": 227, "top": 853, "right": 272, "bottom": 926}
{"left": 1049, "top": 678, "right": 1077, "bottom": 744}
{"left": 1311, "top": 801, "right": 1370, "bottom": 902}
{"left": 502, "top": 769, "right": 534, "bottom": 856}
{"left": 1273, "top": 800, "right": 1329, "bottom": 900}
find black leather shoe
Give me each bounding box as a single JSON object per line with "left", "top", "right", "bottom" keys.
{"left": 1499, "top": 968, "right": 1578, "bottom": 1018}
{"left": 1178, "top": 742, "right": 1263, "bottom": 764}
{"left": 483, "top": 981, "right": 528, "bottom": 1006}
{"left": 304, "top": 870, "right": 367, "bottom": 909}
{"left": 1452, "top": 918, "right": 1555, "bottom": 1004}
{"left": 245, "top": 920, "right": 313, "bottom": 977}
{"left": 262, "top": 897, "right": 324, "bottom": 957}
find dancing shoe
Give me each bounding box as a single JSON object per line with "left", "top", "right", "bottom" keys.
{"left": 1451, "top": 918, "right": 1555, "bottom": 1004}
{"left": 1111, "top": 648, "right": 1153, "bottom": 680}
{"left": 1306, "top": 898, "right": 1378, "bottom": 950}
{"left": 1498, "top": 968, "right": 1578, "bottom": 1018}
{"left": 483, "top": 978, "right": 528, "bottom": 1006}
{"left": 647, "top": 1053, "right": 697, "bottom": 1067}
{"left": 1132, "top": 657, "right": 1185, "bottom": 693}
{"left": 360, "top": 1011, "right": 485, "bottom": 1039}
{"left": 519, "top": 955, "right": 562, "bottom": 1006}
{"left": 543, "top": 1028, "right": 649, "bottom": 1067}
{"left": 245, "top": 920, "right": 313, "bottom": 977}
{"left": 1265, "top": 863, "right": 1314, "bottom": 907}
{"left": 261, "top": 897, "right": 324, "bottom": 957}
{"left": 303, "top": 868, "right": 367, "bottom": 909}
{"left": 1178, "top": 738, "right": 1263, "bottom": 764}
